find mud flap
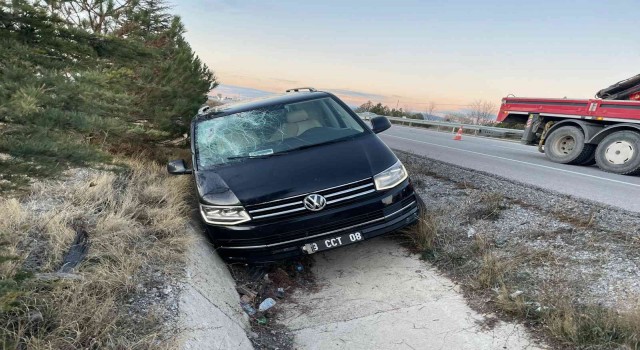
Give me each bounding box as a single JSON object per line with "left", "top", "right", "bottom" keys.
{"left": 521, "top": 114, "right": 541, "bottom": 145}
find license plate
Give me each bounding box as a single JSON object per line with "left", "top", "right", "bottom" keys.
{"left": 302, "top": 232, "right": 363, "bottom": 254}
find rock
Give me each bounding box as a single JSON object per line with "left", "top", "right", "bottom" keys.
{"left": 0, "top": 153, "right": 13, "bottom": 161}
{"left": 509, "top": 290, "right": 523, "bottom": 300}
{"left": 467, "top": 227, "right": 476, "bottom": 238}
{"left": 495, "top": 236, "right": 508, "bottom": 247}
{"left": 248, "top": 331, "right": 259, "bottom": 339}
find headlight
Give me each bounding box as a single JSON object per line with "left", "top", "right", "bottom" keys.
{"left": 374, "top": 160, "right": 408, "bottom": 190}
{"left": 199, "top": 204, "right": 251, "bottom": 225}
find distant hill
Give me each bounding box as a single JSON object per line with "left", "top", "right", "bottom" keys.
{"left": 212, "top": 84, "right": 276, "bottom": 100}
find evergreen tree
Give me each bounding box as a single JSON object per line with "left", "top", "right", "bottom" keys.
{"left": 0, "top": 0, "right": 216, "bottom": 171}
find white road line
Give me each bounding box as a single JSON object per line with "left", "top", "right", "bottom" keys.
{"left": 385, "top": 134, "right": 640, "bottom": 188}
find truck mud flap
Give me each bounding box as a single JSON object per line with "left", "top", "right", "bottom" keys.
{"left": 521, "top": 114, "right": 541, "bottom": 145}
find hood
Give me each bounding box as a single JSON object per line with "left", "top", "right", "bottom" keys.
{"left": 195, "top": 134, "right": 397, "bottom": 206}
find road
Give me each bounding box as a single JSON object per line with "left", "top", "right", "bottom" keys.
{"left": 380, "top": 124, "right": 640, "bottom": 212}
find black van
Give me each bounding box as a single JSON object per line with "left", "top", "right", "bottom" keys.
{"left": 168, "top": 88, "right": 420, "bottom": 263}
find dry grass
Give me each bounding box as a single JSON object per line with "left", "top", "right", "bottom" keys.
{"left": 398, "top": 151, "right": 640, "bottom": 348}
{"left": 468, "top": 192, "right": 505, "bottom": 220}
{"left": 0, "top": 158, "right": 191, "bottom": 349}
{"left": 401, "top": 206, "right": 438, "bottom": 252}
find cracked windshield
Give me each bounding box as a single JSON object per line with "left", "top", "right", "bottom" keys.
{"left": 195, "top": 97, "right": 365, "bottom": 167}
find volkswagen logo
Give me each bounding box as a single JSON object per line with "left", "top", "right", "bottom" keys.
{"left": 303, "top": 194, "right": 326, "bottom": 211}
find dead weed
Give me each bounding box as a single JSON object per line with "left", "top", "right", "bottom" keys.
{"left": 0, "top": 157, "right": 190, "bottom": 349}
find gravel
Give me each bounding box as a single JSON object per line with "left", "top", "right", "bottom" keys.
{"left": 398, "top": 151, "right": 640, "bottom": 311}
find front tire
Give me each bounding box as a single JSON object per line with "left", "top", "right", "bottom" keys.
{"left": 595, "top": 130, "right": 640, "bottom": 175}
{"left": 544, "top": 126, "right": 595, "bottom": 165}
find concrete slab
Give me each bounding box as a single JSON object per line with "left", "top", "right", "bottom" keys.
{"left": 178, "top": 228, "right": 253, "bottom": 350}
{"left": 278, "top": 236, "right": 544, "bottom": 350}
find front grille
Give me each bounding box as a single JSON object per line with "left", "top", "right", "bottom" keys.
{"left": 247, "top": 178, "right": 376, "bottom": 221}
{"left": 242, "top": 209, "right": 385, "bottom": 246}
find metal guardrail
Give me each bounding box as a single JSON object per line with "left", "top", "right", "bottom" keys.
{"left": 366, "top": 115, "right": 524, "bottom": 139}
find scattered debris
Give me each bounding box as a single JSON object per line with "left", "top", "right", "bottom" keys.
{"left": 59, "top": 228, "right": 89, "bottom": 273}
{"left": 240, "top": 301, "right": 257, "bottom": 316}
{"left": 227, "top": 258, "right": 315, "bottom": 350}
{"left": 237, "top": 286, "right": 258, "bottom": 300}
{"left": 256, "top": 316, "right": 268, "bottom": 325}
{"left": 258, "top": 298, "right": 276, "bottom": 312}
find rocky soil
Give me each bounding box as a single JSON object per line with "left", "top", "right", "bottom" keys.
{"left": 398, "top": 151, "right": 640, "bottom": 312}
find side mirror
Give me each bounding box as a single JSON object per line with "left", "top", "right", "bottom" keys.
{"left": 167, "top": 159, "right": 192, "bottom": 175}
{"left": 370, "top": 116, "right": 391, "bottom": 134}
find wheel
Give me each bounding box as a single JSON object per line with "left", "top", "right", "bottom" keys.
{"left": 544, "top": 126, "right": 595, "bottom": 165}
{"left": 594, "top": 130, "right": 640, "bottom": 175}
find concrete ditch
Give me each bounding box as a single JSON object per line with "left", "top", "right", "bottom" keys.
{"left": 178, "top": 226, "right": 253, "bottom": 350}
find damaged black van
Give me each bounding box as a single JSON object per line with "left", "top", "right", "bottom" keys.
{"left": 168, "top": 88, "right": 420, "bottom": 263}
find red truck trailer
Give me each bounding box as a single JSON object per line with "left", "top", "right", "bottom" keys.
{"left": 497, "top": 74, "right": 640, "bottom": 175}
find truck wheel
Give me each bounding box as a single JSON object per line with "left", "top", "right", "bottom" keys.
{"left": 544, "top": 126, "right": 595, "bottom": 165}
{"left": 594, "top": 130, "right": 640, "bottom": 175}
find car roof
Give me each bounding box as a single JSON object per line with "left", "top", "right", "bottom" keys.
{"left": 195, "top": 91, "right": 333, "bottom": 121}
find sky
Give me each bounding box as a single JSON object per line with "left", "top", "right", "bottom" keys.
{"left": 171, "top": 0, "right": 639, "bottom": 113}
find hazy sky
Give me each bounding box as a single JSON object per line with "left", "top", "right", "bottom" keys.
{"left": 172, "top": 0, "right": 638, "bottom": 112}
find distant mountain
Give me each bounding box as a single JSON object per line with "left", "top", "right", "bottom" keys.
{"left": 211, "top": 84, "right": 275, "bottom": 100}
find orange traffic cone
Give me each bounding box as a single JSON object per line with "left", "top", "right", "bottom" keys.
{"left": 453, "top": 126, "right": 463, "bottom": 141}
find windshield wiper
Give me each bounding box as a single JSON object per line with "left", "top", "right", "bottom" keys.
{"left": 226, "top": 152, "right": 289, "bottom": 161}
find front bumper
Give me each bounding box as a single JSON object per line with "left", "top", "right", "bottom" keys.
{"left": 205, "top": 179, "right": 419, "bottom": 263}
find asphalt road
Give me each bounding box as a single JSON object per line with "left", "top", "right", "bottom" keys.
{"left": 380, "top": 124, "right": 640, "bottom": 213}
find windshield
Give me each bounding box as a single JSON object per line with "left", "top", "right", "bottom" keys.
{"left": 195, "top": 97, "right": 367, "bottom": 168}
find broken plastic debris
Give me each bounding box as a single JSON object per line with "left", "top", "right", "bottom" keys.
{"left": 240, "top": 302, "right": 256, "bottom": 316}
{"left": 256, "top": 316, "right": 268, "bottom": 325}
{"left": 237, "top": 286, "right": 257, "bottom": 300}
{"left": 258, "top": 298, "right": 276, "bottom": 312}
{"left": 295, "top": 262, "right": 304, "bottom": 272}
{"left": 276, "top": 287, "right": 285, "bottom": 299}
